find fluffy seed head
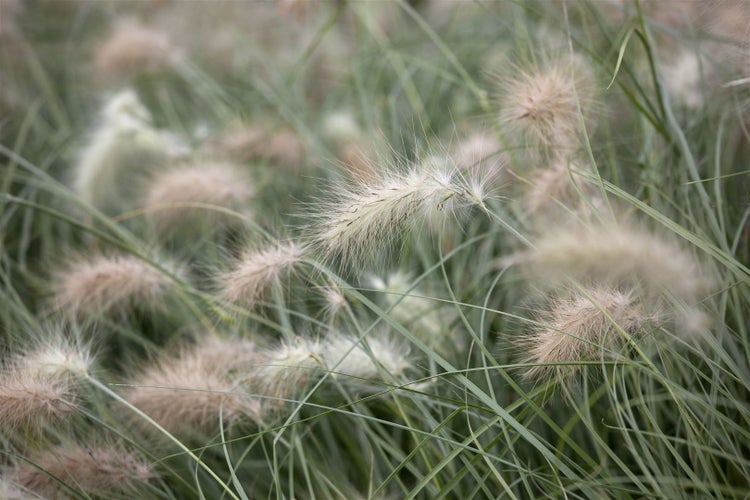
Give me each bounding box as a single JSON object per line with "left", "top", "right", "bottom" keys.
{"left": 94, "top": 17, "right": 175, "bottom": 82}
{"left": 125, "top": 337, "right": 261, "bottom": 436}
{"left": 220, "top": 241, "right": 304, "bottom": 309}
{"left": 451, "top": 130, "right": 506, "bottom": 184}
{"left": 498, "top": 56, "right": 595, "bottom": 158}
{"left": 521, "top": 287, "right": 649, "bottom": 382}
{"left": 0, "top": 339, "right": 91, "bottom": 435}
{"left": 21, "top": 341, "right": 92, "bottom": 379}
{"left": 13, "top": 444, "right": 154, "bottom": 498}
{"left": 520, "top": 160, "right": 597, "bottom": 219}
{"left": 52, "top": 254, "right": 173, "bottom": 319}
{"left": 74, "top": 90, "right": 186, "bottom": 215}
{"left": 143, "top": 162, "right": 254, "bottom": 233}
{"left": 338, "top": 142, "right": 381, "bottom": 183}
{"left": 528, "top": 223, "right": 713, "bottom": 304}
{"left": 0, "top": 371, "right": 74, "bottom": 434}
{"left": 252, "top": 338, "right": 325, "bottom": 407}
{"left": 370, "top": 272, "right": 457, "bottom": 354}
{"left": 320, "top": 284, "right": 348, "bottom": 321}
{"left": 212, "top": 123, "right": 306, "bottom": 170}
{"left": 315, "top": 161, "right": 482, "bottom": 267}
{"left": 323, "top": 334, "right": 412, "bottom": 381}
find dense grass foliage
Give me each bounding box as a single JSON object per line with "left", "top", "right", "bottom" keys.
{"left": 1, "top": 1, "right": 749, "bottom": 498}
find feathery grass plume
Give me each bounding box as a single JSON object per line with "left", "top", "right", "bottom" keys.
{"left": 0, "top": 340, "right": 90, "bottom": 434}
{"left": 125, "top": 337, "right": 261, "bottom": 436}
{"left": 370, "top": 272, "right": 458, "bottom": 355}
{"left": 142, "top": 162, "right": 254, "bottom": 234}
{"left": 519, "top": 221, "right": 715, "bottom": 336}
{"left": 219, "top": 241, "right": 304, "bottom": 309}
{"left": 211, "top": 122, "right": 306, "bottom": 171}
{"left": 52, "top": 253, "right": 174, "bottom": 320}
{"left": 0, "top": 369, "right": 74, "bottom": 434}
{"left": 13, "top": 443, "right": 154, "bottom": 498}
{"left": 451, "top": 130, "right": 506, "bottom": 185}
{"left": 320, "top": 283, "right": 348, "bottom": 322}
{"left": 521, "top": 287, "right": 650, "bottom": 382}
{"left": 315, "top": 158, "right": 485, "bottom": 267}
{"left": 253, "top": 337, "right": 325, "bottom": 409}
{"left": 520, "top": 159, "right": 598, "bottom": 219}
{"left": 73, "top": 90, "right": 186, "bottom": 216}
{"left": 526, "top": 222, "right": 713, "bottom": 304}
{"left": 93, "top": 17, "right": 176, "bottom": 82}
{"left": 322, "top": 334, "right": 412, "bottom": 381}
{"left": 497, "top": 54, "right": 595, "bottom": 159}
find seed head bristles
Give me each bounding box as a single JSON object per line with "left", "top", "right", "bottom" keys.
{"left": 219, "top": 241, "right": 304, "bottom": 309}
{"left": 497, "top": 55, "right": 595, "bottom": 160}
{"left": 370, "top": 272, "right": 457, "bottom": 354}
{"left": 73, "top": 90, "right": 186, "bottom": 216}
{"left": 320, "top": 283, "right": 349, "bottom": 322}
{"left": 21, "top": 339, "right": 93, "bottom": 379}
{"left": 315, "top": 160, "right": 484, "bottom": 267}
{"left": 94, "top": 17, "right": 176, "bottom": 82}
{"left": 0, "top": 371, "right": 75, "bottom": 434}
{"left": 521, "top": 160, "right": 597, "bottom": 220}
{"left": 52, "top": 254, "right": 175, "bottom": 320}
{"left": 0, "top": 340, "right": 91, "bottom": 434}
{"left": 143, "top": 162, "right": 254, "bottom": 233}
{"left": 527, "top": 222, "right": 714, "bottom": 305}
{"left": 253, "top": 337, "right": 325, "bottom": 410}
{"left": 451, "top": 130, "right": 506, "bottom": 186}
{"left": 322, "top": 334, "right": 412, "bottom": 382}
{"left": 13, "top": 443, "right": 154, "bottom": 498}
{"left": 520, "top": 287, "right": 649, "bottom": 383}
{"left": 212, "top": 123, "right": 306, "bottom": 171}
{"left": 125, "top": 337, "right": 261, "bottom": 436}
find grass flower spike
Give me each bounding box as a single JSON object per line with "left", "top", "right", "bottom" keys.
{"left": 498, "top": 56, "right": 595, "bottom": 158}
{"left": 125, "top": 337, "right": 260, "bottom": 436}
{"left": 220, "top": 241, "right": 304, "bottom": 309}
{"left": 521, "top": 160, "right": 597, "bottom": 219}
{"left": 370, "top": 272, "right": 458, "bottom": 354}
{"left": 323, "top": 334, "right": 411, "bottom": 381}
{"left": 12, "top": 444, "right": 154, "bottom": 498}
{"left": 73, "top": 90, "right": 185, "bottom": 216}
{"left": 253, "top": 338, "right": 325, "bottom": 409}
{"left": 451, "top": 130, "right": 505, "bottom": 184}
{"left": 521, "top": 287, "right": 650, "bottom": 382}
{"left": 0, "top": 342, "right": 90, "bottom": 434}
{"left": 94, "top": 17, "right": 176, "bottom": 82}
{"left": 143, "top": 162, "right": 254, "bottom": 234}
{"left": 212, "top": 122, "right": 306, "bottom": 170}
{"left": 316, "top": 160, "right": 485, "bottom": 266}
{"left": 52, "top": 254, "right": 174, "bottom": 320}
{"left": 528, "top": 222, "right": 712, "bottom": 304}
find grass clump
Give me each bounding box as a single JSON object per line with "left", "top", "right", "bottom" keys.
{"left": 0, "top": 1, "right": 748, "bottom": 498}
